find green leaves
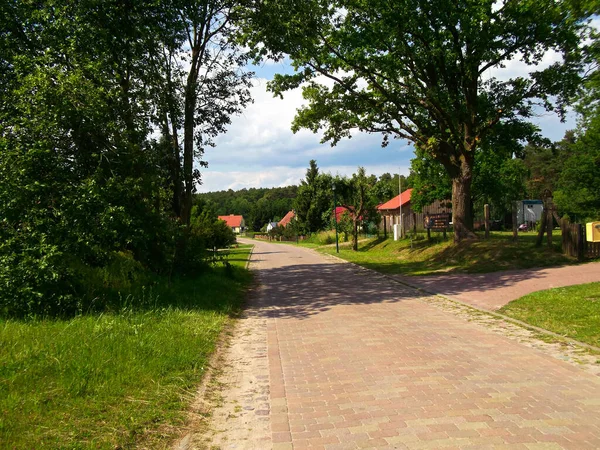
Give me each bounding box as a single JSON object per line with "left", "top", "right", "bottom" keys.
{"left": 0, "top": 1, "right": 194, "bottom": 316}
{"left": 246, "top": 0, "right": 591, "bottom": 239}
{"left": 554, "top": 119, "right": 600, "bottom": 221}
{"left": 294, "top": 160, "right": 333, "bottom": 234}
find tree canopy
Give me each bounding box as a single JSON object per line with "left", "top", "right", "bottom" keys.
{"left": 334, "top": 167, "right": 380, "bottom": 251}
{"left": 245, "top": 0, "right": 592, "bottom": 241}
{"left": 294, "top": 160, "right": 334, "bottom": 234}
{"left": 0, "top": 0, "right": 252, "bottom": 317}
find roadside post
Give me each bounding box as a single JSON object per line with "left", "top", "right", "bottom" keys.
{"left": 332, "top": 183, "right": 339, "bottom": 253}
{"left": 484, "top": 204, "right": 490, "bottom": 239}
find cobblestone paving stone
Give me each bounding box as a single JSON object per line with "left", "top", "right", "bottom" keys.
{"left": 207, "top": 240, "right": 600, "bottom": 450}
{"left": 391, "top": 262, "right": 600, "bottom": 310}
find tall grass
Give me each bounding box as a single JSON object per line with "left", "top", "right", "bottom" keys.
{"left": 0, "top": 246, "right": 253, "bottom": 449}
{"left": 302, "top": 230, "right": 338, "bottom": 246}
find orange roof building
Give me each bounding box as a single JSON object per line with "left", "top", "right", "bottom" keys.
{"left": 278, "top": 210, "right": 295, "bottom": 228}
{"left": 218, "top": 214, "right": 245, "bottom": 233}
{"left": 377, "top": 188, "right": 413, "bottom": 212}
{"left": 377, "top": 189, "right": 451, "bottom": 235}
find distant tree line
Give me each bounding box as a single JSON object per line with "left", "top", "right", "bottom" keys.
{"left": 195, "top": 185, "right": 298, "bottom": 232}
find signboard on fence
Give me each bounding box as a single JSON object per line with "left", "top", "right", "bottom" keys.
{"left": 424, "top": 213, "right": 451, "bottom": 231}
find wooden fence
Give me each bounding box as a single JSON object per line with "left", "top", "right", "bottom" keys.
{"left": 561, "top": 220, "right": 600, "bottom": 260}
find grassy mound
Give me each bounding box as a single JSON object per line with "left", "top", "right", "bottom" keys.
{"left": 316, "top": 231, "right": 574, "bottom": 276}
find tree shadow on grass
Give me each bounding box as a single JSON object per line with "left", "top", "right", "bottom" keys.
{"left": 357, "top": 237, "right": 387, "bottom": 252}
{"left": 350, "top": 235, "right": 573, "bottom": 277}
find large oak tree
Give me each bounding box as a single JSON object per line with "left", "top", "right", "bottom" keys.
{"left": 246, "top": 0, "right": 590, "bottom": 241}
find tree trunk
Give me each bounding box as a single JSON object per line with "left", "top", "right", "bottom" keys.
{"left": 451, "top": 154, "right": 476, "bottom": 242}
{"left": 352, "top": 218, "right": 359, "bottom": 251}
{"left": 161, "top": 112, "right": 183, "bottom": 218}
{"left": 171, "top": 120, "right": 182, "bottom": 218}
{"left": 181, "top": 82, "right": 195, "bottom": 225}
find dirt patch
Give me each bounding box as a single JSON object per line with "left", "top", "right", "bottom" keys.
{"left": 172, "top": 311, "right": 271, "bottom": 450}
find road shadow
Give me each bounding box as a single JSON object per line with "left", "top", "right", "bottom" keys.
{"left": 400, "top": 268, "right": 549, "bottom": 299}
{"left": 245, "top": 262, "right": 425, "bottom": 320}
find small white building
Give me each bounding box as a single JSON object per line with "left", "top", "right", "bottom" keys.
{"left": 516, "top": 200, "right": 544, "bottom": 225}
{"left": 266, "top": 222, "right": 279, "bottom": 232}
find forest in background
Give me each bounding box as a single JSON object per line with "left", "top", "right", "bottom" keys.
{"left": 196, "top": 186, "right": 298, "bottom": 232}
{"left": 200, "top": 114, "right": 600, "bottom": 238}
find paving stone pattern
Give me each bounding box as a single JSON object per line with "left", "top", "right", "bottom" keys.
{"left": 392, "top": 262, "right": 600, "bottom": 311}
{"left": 241, "top": 240, "right": 600, "bottom": 449}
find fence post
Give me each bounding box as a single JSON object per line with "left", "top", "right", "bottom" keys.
{"left": 512, "top": 201, "right": 518, "bottom": 241}
{"left": 484, "top": 204, "right": 490, "bottom": 239}
{"left": 577, "top": 223, "right": 585, "bottom": 261}
{"left": 561, "top": 219, "right": 567, "bottom": 255}
{"left": 546, "top": 198, "right": 553, "bottom": 249}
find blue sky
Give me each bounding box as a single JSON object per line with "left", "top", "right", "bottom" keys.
{"left": 199, "top": 54, "right": 578, "bottom": 193}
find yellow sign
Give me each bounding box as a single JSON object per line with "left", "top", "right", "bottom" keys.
{"left": 586, "top": 222, "right": 600, "bottom": 242}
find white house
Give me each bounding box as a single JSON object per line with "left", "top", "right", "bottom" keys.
{"left": 266, "top": 221, "right": 279, "bottom": 232}
{"left": 516, "top": 200, "right": 544, "bottom": 225}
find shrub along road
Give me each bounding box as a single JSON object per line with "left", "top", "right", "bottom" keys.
{"left": 197, "top": 239, "right": 600, "bottom": 449}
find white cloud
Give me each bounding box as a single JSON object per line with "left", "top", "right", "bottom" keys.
{"left": 200, "top": 162, "right": 412, "bottom": 193}
{"left": 485, "top": 50, "right": 563, "bottom": 82}
{"left": 201, "top": 41, "right": 580, "bottom": 193}
{"left": 211, "top": 77, "right": 315, "bottom": 158}
{"left": 204, "top": 76, "right": 415, "bottom": 186}
{"left": 200, "top": 165, "right": 307, "bottom": 192}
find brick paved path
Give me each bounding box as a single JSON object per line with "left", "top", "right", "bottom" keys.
{"left": 240, "top": 239, "right": 600, "bottom": 449}
{"left": 392, "top": 262, "right": 600, "bottom": 311}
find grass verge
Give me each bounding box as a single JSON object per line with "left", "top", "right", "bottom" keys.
{"left": 499, "top": 282, "right": 600, "bottom": 348}
{"left": 0, "top": 245, "right": 253, "bottom": 449}
{"left": 313, "top": 231, "right": 575, "bottom": 276}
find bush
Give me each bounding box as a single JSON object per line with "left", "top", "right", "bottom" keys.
{"left": 0, "top": 235, "right": 77, "bottom": 318}
{"left": 268, "top": 225, "right": 284, "bottom": 239}
{"left": 303, "top": 230, "right": 337, "bottom": 245}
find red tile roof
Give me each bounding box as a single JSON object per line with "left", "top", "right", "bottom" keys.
{"left": 218, "top": 214, "right": 244, "bottom": 228}
{"left": 279, "top": 210, "right": 295, "bottom": 227}
{"left": 377, "top": 189, "right": 413, "bottom": 211}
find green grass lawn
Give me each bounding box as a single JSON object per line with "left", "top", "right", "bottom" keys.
{"left": 499, "top": 282, "right": 600, "bottom": 348}
{"left": 0, "top": 245, "right": 253, "bottom": 449}
{"left": 312, "top": 231, "right": 575, "bottom": 276}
